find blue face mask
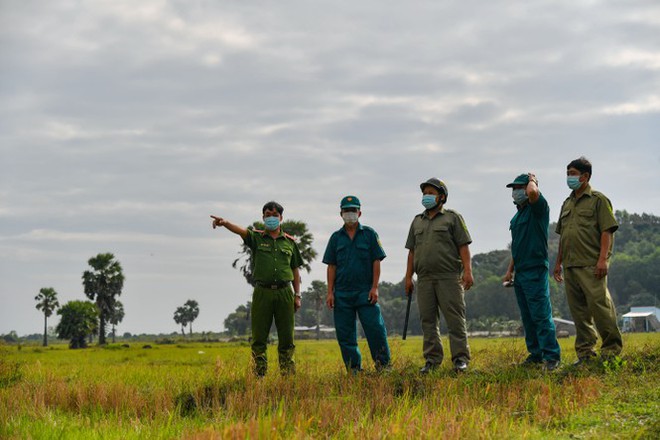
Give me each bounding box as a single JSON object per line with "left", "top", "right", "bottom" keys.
{"left": 512, "top": 189, "right": 528, "bottom": 205}
{"left": 264, "top": 216, "right": 280, "bottom": 231}
{"left": 422, "top": 194, "right": 439, "bottom": 210}
{"left": 567, "top": 175, "right": 582, "bottom": 190}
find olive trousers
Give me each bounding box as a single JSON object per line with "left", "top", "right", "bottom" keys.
{"left": 564, "top": 266, "right": 623, "bottom": 359}
{"left": 251, "top": 286, "right": 295, "bottom": 376}
{"left": 416, "top": 277, "right": 470, "bottom": 365}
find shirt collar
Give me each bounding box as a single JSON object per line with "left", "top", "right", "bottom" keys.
{"left": 340, "top": 222, "right": 363, "bottom": 236}
{"left": 571, "top": 183, "right": 593, "bottom": 200}
{"left": 422, "top": 206, "right": 446, "bottom": 219}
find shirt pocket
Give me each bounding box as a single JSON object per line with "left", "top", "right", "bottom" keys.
{"left": 414, "top": 228, "right": 425, "bottom": 245}
{"left": 432, "top": 225, "right": 452, "bottom": 242}
{"left": 356, "top": 243, "right": 371, "bottom": 261}
{"left": 577, "top": 208, "right": 594, "bottom": 225}
{"left": 278, "top": 247, "right": 292, "bottom": 263}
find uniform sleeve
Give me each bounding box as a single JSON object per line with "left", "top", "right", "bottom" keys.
{"left": 290, "top": 241, "right": 304, "bottom": 269}
{"left": 530, "top": 192, "right": 550, "bottom": 218}
{"left": 453, "top": 213, "right": 472, "bottom": 246}
{"left": 371, "top": 230, "right": 386, "bottom": 261}
{"left": 596, "top": 194, "right": 619, "bottom": 233}
{"left": 404, "top": 220, "right": 416, "bottom": 250}
{"left": 322, "top": 232, "right": 337, "bottom": 265}
{"left": 555, "top": 200, "right": 567, "bottom": 234}
{"left": 243, "top": 228, "right": 256, "bottom": 250}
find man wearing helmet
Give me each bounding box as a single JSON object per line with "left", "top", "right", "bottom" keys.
{"left": 405, "top": 178, "right": 474, "bottom": 373}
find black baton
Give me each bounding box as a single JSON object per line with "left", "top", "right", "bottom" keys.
{"left": 402, "top": 291, "right": 412, "bottom": 340}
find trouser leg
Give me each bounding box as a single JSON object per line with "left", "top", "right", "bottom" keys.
{"left": 436, "top": 278, "right": 470, "bottom": 363}
{"left": 514, "top": 278, "right": 542, "bottom": 361}
{"left": 355, "top": 291, "right": 391, "bottom": 368}
{"left": 251, "top": 287, "right": 274, "bottom": 375}
{"left": 518, "top": 268, "right": 561, "bottom": 362}
{"left": 574, "top": 267, "right": 623, "bottom": 357}
{"left": 565, "top": 267, "right": 599, "bottom": 359}
{"left": 333, "top": 290, "right": 361, "bottom": 370}
{"left": 273, "top": 287, "right": 296, "bottom": 374}
{"left": 416, "top": 279, "right": 444, "bottom": 364}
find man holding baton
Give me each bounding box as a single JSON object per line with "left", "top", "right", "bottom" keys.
{"left": 211, "top": 201, "right": 303, "bottom": 377}
{"left": 405, "top": 178, "right": 474, "bottom": 373}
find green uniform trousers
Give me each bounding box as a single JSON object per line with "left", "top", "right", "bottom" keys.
{"left": 251, "top": 286, "right": 295, "bottom": 375}
{"left": 416, "top": 278, "right": 470, "bottom": 365}
{"left": 564, "top": 267, "right": 623, "bottom": 358}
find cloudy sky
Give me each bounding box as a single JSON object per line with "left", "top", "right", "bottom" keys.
{"left": 1, "top": 0, "right": 659, "bottom": 336}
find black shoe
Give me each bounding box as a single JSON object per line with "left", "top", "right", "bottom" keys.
{"left": 520, "top": 357, "right": 543, "bottom": 367}
{"left": 543, "top": 359, "right": 560, "bottom": 371}
{"left": 453, "top": 359, "right": 468, "bottom": 373}
{"left": 420, "top": 362, "right": 439, "bottom": 374}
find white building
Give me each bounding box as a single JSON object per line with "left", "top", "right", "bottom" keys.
{"left": 622, "top": 306, "right": 660, "bottom": 333}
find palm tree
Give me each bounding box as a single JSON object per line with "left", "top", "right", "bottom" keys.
{"left": 82, "top": 253, "right": 125, "bottom": 345}
{"left": 174, "top": 307, "right": 188, "bottom": 336}
{"left": 35, "top": 287, "right": 59, "bottom": 346}
{"left": 107, "top": 301, "right": 125, "bottom": 343}
{"left": 183, "top": 300, "right": 199, "bottom": 336}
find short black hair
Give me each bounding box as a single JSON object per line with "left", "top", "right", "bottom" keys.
{"left": 262, "top": 201, "right": 284, "bottom": 215}
{"left": 567, "top": 156, "right": 592, "bottom": 178}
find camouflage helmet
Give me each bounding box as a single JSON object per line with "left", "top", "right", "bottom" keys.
{"left": 420, "top": 178, "right": 448, "bottom": 200}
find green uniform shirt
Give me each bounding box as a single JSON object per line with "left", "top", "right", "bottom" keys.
{"left": 405, "top": 208, "right": 472, "bottom": 280}
{"left": 510, "top": 193, "right": 550, "bottom": 271}
{"left": 555, "top": 184, "right": 618, "bottom": 268}
{"left": 322, "top": 223, "right": 386, "bottom": 292}
{"left": 243, "top": 229, "right": 303, "bottom": 283}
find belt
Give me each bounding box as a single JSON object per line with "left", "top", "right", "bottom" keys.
{"left": 255, "top": 281, "right": 291, "bottom": 290}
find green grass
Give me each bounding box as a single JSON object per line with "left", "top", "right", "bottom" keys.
{"left": 1, "top": 334, "right": 659, "bottom": 439}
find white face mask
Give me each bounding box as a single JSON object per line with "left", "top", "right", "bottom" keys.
{"left": 342, "top": 211, "right": 359, "bottom": 224}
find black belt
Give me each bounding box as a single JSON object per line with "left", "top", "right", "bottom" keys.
{"left": 255, "top": 281, "right": 291, "bottom": 290}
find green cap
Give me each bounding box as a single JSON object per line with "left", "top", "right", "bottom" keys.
{"left": 506, "top": 174, "right": 529, "bottom": 188}
{"left": 340, "top": 195, "right": 361, "bottom": 209}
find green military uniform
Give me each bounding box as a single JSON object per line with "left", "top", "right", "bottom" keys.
{"left": 405, "top": 208, "right": 472, "bottom": 366}
{"left": 556, "top": 183, "right": 622, "bottom": 359}
{"left": 244, "top": 228, "right": 303, "bottom": 375}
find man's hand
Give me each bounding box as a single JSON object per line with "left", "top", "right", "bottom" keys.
{"left": 326, "top": 291, "right": 334, "bottom": 309}
{"left": 594, "top": 258, "right": 608, "bottom": 279}
{"left": 502, "top": 269, "right": 513, "bottom": 284}
{"left": 368, "top": 287, "right": 379, "bottom": 304}
{"left": 405, "top": 276, "right": 414, "bottom": 296}
{"left": 527, "top": 172, "right": 538, "bottom": 185}
{"left": 553, "top": 263, "right": 563, "bottom": 282}
{"left": 210, "top": 215, "right": 226, "bottom": 229}
{"left": 462, "top": 272, "right": 474, "bottom": 291}
{"left": 294, "top": 296, "right": 301, "bottom": 312}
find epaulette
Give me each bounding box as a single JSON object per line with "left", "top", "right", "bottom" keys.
{"left": 284, "top": 232, "right": 297, "bottom": 242}
{"left": 253, "top": 228, "right": 265, "bottom": 235}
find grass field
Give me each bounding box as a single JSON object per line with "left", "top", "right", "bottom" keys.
{"left": 1, "top": 333, "right": 659, "bottom": 439}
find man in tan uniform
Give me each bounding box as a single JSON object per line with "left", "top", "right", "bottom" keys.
{"left": 554, "top": 157, "right": 622, "bottom": 365}
{"left": 405, "top": 178, "right": 473, "bottom": 373}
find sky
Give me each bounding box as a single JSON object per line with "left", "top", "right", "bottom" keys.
{"left": 1, "top": 0, "right": 659, "bottom": 336}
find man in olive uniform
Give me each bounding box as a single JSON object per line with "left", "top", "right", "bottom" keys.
{"left": 405, "top": 178, "right": 474, "bottom": 373}
{"left": 553, "top": 157, "right": 622, "bottom": 364}
{"left": 323, "top": 195, "right": 391, "bottom": 373}
{"left": 503, "top": 173, "right": 561, "bottom": 371}
{"left": 211, "top": 201, "right": 303, "bottom": 376}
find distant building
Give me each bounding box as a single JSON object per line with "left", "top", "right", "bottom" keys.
{"left": 294, "top": 325, "right": 336, "bottom": 339}
{"left": 622, "top": 306, "right": 660, "bottom": 333}
{"left": 553, "top": 317, "right": 576, "bottom": 337}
